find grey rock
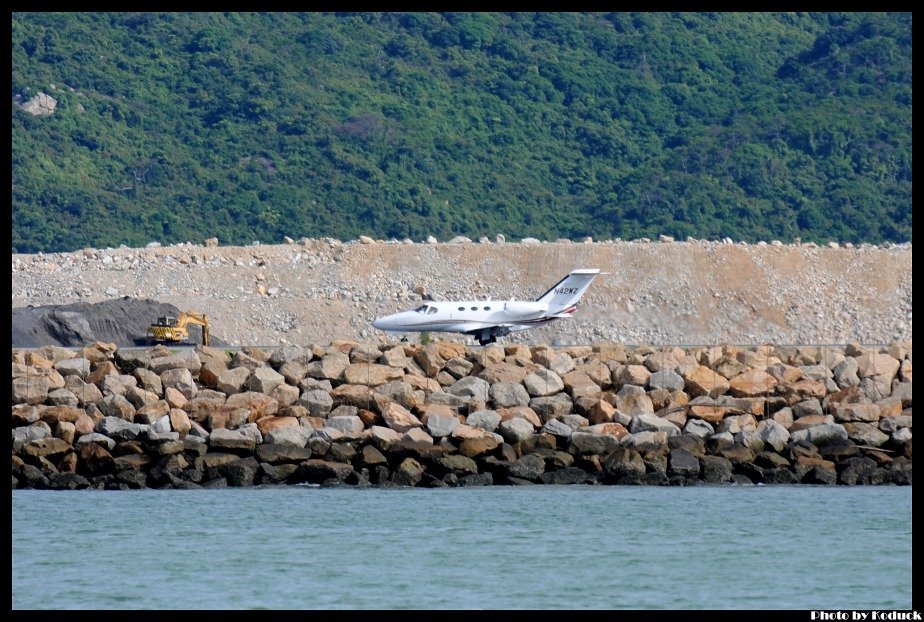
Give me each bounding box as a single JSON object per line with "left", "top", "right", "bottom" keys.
{"left": 217, "top": 367, "right": 251, "bottom": 395}
{"left": 327, "top": 415, "right": 365, "bottom": 435}
{"left": 149, "top": 350, "right": 202, "bottom": 375}
{"left": 46, "top": 388, "right": 79, "bottom": 407}
{"left": 160, "top": 368, "right": 197, "bottom": 399}
{"left": 98, "top": 394, "right": 136, "bottom": 420}
{"left": 447, "top": 376, "right": 489, "bottom": 402}
{"left": 54, "top": 358, "right": 91, "bottom": 379}
{"left": 629, "top": 414, "right": 681, "bottom": 436}
{"left": 523, "top": 368, "right": 565, "bottom": 397}
{"left": 682, "top": 418, "right": 714, "bottom": 439}
{"left": 790, "top": 423, "right": 849, "bottom": 446}
{"left": 209, "top": 428, "right": 256, "bottom": 452}
{"left": 569, "top": 432, "right": 620, "bottom": 455}
{"left": 879, "top": 416, "right": 912, "bottom": 433}
{"left": 96, "top": 416, "right": 145, "bottom": 440}
{"left": 648, "top": 370, "right": 685, "bottom": 392}
{"left": 700, "top": 456, "right": 733, "bottom": 483}
{"left": 668, "top": 448, "right": 700, "bottom": 478}
{"left": 489, "top": 382, "right": 531, "bottom": 407}
{"left": 561, "top": 414, "right": 590, "bottom": 430}
{"left": 299, "top": 389, "right": 334, "bottom": 417}
{"left": 247, "top": 366, "right": 286, "bottom": 394}
{"left": 426, "top": 414, "right": 459, "bottom": 438}
{"left": 507, "top": 454, "right": 546, "bottom": 480}
{"left": 75, "top": 433, "right": 117, "bottom": 450}
{"left": 498, "top": 417, "right": 535, "bottom": 443}
{"left": 793, "top": 399, "right": 824, "bottom": 419}
{"left": 529, "top": 393, "right": 573, "bottom": 422}
{"left": 12, "top": 425, "right": 51, "bottom": 453}
{"left": 542, "top": 418, "right": 573, "bottom": 438}
{"left": 262, "top": 423, "right": 313, "bottom": 450}
{"left": 602, "top": 446, "right": 646, "bottom": 481}
{"left": 539, "top": 467, "right": 588, "bottom": 485}
{"left": 756, "top": 419, "right": 790, "bottom": 452}
{"left": 466, "top": 410, "right": 501, "bottom": 432}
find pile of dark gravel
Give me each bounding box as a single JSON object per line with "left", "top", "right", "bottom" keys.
{"left": 11, "top": 297, "right": 225, "bottom": 348}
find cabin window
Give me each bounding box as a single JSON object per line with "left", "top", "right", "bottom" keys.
{"left": 414, "top": 305, "right": 428, "bottom": 313}
{"left": 471, "top": 306, "right": 477, "bottom": 311}
{"left": 458, "top": 307, "right": 465, "bottom": 311}
{"left": 484, "top": 306, "right": 491, "bottom": 311}
{"left": 427, "top": 307, "right": 438, "bottom": 315}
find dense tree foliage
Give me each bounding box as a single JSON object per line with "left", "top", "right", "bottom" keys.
{"left": 11, "top": 12, "right": 911, "bottom": 252}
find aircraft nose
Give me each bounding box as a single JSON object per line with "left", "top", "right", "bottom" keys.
{"left": 373, "top": 315, "right": 396, "bottom": 330}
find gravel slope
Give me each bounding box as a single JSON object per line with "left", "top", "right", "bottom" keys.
{"left": 11, "top": 239, "right": 912, "bottom": 346}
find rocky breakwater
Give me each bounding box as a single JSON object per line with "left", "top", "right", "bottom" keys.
{"left": 11, "top": 340, "right": 912, "bottom": 490}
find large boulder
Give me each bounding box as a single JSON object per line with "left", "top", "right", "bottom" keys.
{"left": 380, "top": 402, "right": 423, "bottom": 433}
{"left": 343, "top": 363, "right": 403, "bottom": 386}
{"left": 569, "top": 432, "right": 620, "bottom": 455}
{"left": 466, "top": 410, "right": 502, "bottom": 432}
{"left": 217, "top": 367, "right": 251, "bottom": 395}
{"left": 489, "top": 382, "right": 531, "bottom": 407}
{"left": 12, "top": 376, "right": 50, "bottom": 405}
{"left": 728, "top": 370, "right": 778, "bottom": 397}
{"left": 790, "top": 423, "right": 849, "bottom": 447}
{"left": 682, "top": 366, "right": 730, "bottom": 398}
{"left": 629, "top": 414, "right": 680, "bottom": 436}
{"left": 498, "top": 417, "right": 535, "bottom": 443}
{"left": 149, "top": 350, "right": 202, "bottom": 375}
{"left": 447, "top": 376, "right": 489, "bottom": 402}
{"left": 522, "top": 368, "right": 565, "bottom": 397}
{"left": 247, "top": 367, "right": 286, "bottom": 394}
{"left": 426, "top": 414, "right": 459, "bottom": 438}
{"left": 160, "top": 368, "right": 197, "bottom": 400}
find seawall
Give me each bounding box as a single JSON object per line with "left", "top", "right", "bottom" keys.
{"left": 11, "top": 340, "right": 912, "bottom": 489}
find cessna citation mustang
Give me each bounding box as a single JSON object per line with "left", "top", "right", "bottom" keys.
{"left": 373, "top": 269, "right": 601, "bottom": 346}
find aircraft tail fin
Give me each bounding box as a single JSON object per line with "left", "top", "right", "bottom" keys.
{"left": 535, "top": 269, "right": 601, "bottom": 313}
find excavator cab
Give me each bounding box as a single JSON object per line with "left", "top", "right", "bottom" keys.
{"left": 147, "top": 312, "right": 210, "bottom": 346}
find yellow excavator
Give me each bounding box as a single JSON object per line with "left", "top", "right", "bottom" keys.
{"left": 147, "top": 312, "right": 211, "bottom": 346}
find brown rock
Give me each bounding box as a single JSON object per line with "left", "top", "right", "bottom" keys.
{"left": 498, "top": 406, "right": 542, "bottom": 428}
{"left": 682, "top": 366, "right": 730, "bottom": 398}
{"left": 38, "top": 406, "right": 84, "bottom": 426}
{"left": 169, "top": 409, "right": 192, "bottom": 435}
{"left": 57, "top": 452, "right": 78, "bottom": 473}
{"left": 74, "top": 414, "right": 95, "bottom": 437}
{"left": 478, "top": 362, "right": 532, "bottom": 384}
{"left": 380, "top": 402, "right": 423, "bottom": 433}
{"left": 225, "top": 392, "right": 279, "bottom": 421}
{"left": 87, "top": 361, "right": 119, "bottom": 386}
{"left": 256, "top": 416, "right": 299, "bottom": 436}
{"left": 729, "top": 370, "right": 778, "bottom": 397}
{"left": 459, "top": 435, "right": 501, "bottom": 458}
{"left": 343, "top": 363, "right": 404, "bottom": 386}
{"left": 587, "top": 400, "right": 615, "bottom": 424}
{"left": 330, "top": 384, "right": 375, "bottom": 408}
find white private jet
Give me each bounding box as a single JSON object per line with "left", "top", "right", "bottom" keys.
{"left": 372, "top": 269, "right": 601, "bottom": 346}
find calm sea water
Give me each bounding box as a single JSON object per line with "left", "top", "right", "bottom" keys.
{"left": 12, "top": 486, "right": 912, "bottom": 610}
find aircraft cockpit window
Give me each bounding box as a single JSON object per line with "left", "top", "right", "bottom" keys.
{"left": 427, "top": 307, "right": 438, "bottom": 315}
{"left": 415, "top": 305, "right": 428, "bottom": 313}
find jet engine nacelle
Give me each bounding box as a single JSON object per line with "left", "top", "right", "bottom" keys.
{"left": 503, "top": 301, "right": 547, "bottom": 316}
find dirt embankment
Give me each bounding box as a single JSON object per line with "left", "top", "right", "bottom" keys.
{"left": 10, "top": 239, "right": 912, "bottom": 347}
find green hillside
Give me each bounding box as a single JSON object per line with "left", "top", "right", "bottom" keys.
{"left": 11, "top": 12, "right": 912, "bottom": 252}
